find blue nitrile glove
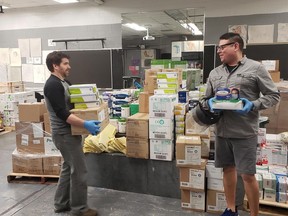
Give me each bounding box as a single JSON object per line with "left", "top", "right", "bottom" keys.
{"left": 235, "top": 98, "right": 254, "bottom": 114}
{"left": 84, "top": 120, "right": 101, "bottom": 135}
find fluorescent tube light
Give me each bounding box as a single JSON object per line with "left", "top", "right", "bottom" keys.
{"left": 54, "top": 0, "right": 79, "bottom": 4}
{"left": 181, "top": 22, "right": 202, "bottom": 35}
{"left": 123, "top": 23, "right": 147, "bottom": 31}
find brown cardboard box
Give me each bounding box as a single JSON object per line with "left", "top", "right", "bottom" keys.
{"left": 185, "top": 111, "right": 210, "bottom": 138}
{"left": 12, "top": 150, "right": 28, "bottom": 173}
{"left": 179, "top": 160, "right": 207, "bottom": 191}
{"left": 181, "top": 189, "right": 205, "bottom": 212}
{"left": 176, "top": 135, "right": 201, "bottom": 167}
{"left": 126, "top": 137, "right": 149, "bottom": 159}
{"left": 269, "top": 71, "right": 280, "bottom": 83}
{"left": 206, "top": 190, "right": 226, "bottom": 213}
{"left": 43, "top": 155, "right": 62, "bottom": 175}
{"left": 15, "top": 122, "right": 45, "bottom": 154}
{"left": 261, "top": 60, "right": 280, "bottom": 71}
{"left": 43, "top": 113, "right": 51, "bottom": 135}
{"left": 18, "top": 102, "right": 47, "bottom": 122}
{"left": 27, "top": 156, "right": 43, "bottom": 175}
{"left": 144, "top": 75, "right": 157, "bottom": 94}
{"left": 139, "top": 92, "right": 150, "bottom": 113}
{"left": 70, "top": 102, "right": 109, "bottom": 135}
{"left": 126, "top": 113, "right": 149, "bottom": 138}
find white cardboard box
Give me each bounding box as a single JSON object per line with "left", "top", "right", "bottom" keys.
{"left": 207, "top": 178, "right": 224, "bottom": 192}
{"left": 276, "top": 192, "right": 287, "bottom": 203}
{"left": 206, "top": 161, "right": 223, "bottom": 179}
{"left": 264, "top": 189, "right": 276, "bottom": 202}
{"left": 150, "top": 139, "right": 174, "bottom": 161}
{"left": 149, "top": 118, "right": 174, "bottom": 139}
{"left": 149, "top": 94, "right": 177, "bottom": 118}
{"left": 262, "top": 173, "right": 276, "bottom": 190}
{"left": 181, "top": 190, "right": 205, "bottom": 211}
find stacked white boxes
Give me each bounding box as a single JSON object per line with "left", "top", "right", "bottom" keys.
{"left": 205, "top": 160, "right": 226, "bottom": 214}
{"left": 149, "top": 94, "right": 177, "bottom": 161}
{"left": 111, "top": 90, "right": 131, "bottom": 117}
{"left": 155, "top": 72, "right": 179, "bottom": 95}
{"left": 174, "top": 103, "right": 189, "bottom": 136}
{"left": 0, "top": 91, "right": 35, "bottom": 127}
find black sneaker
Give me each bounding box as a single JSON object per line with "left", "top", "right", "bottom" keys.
{"left": 221, "top": 208, "right": 239, "bottom": 216}
{"left": 54, "top": 207, "right": 71, "bottom": 213}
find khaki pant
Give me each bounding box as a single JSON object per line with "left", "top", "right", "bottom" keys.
{"left": 52, "top": 133, "right": 88, "bottom": 214}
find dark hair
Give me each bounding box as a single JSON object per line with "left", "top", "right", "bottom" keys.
{"left": 46, "top": 51, "right": 70, "bottom": 72}
{"left": 219, "top": 32, "right": 244, "bottom": 52}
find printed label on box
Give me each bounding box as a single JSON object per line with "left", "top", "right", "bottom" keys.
{"left": 190, "top": 169, "right": 205, "bottom": 189}
{"left": 98, "top": 110, "right": 105, "bottom": 122}
{"left": 33, "top": 139, "right": 41, "bottom": 145}
{"left": 185, "top": 145, "right": 201, "bottom": 164}
{"left": 32, "top": 123, "right": 43, "bottom": 138}
{"left": 190, "top": 191, "right": 205, "bottom": 210}
{"left": 21, "top": 134, "right": 29, "bottom": 146}
{"left": 216, "top": 193, "right": 226, "bottom": 211}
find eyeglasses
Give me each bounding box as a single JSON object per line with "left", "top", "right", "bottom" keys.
{"left": 216, "top": 42, "right": 235, "bottom": 51}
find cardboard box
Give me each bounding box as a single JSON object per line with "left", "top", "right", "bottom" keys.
{"left": 149, "top": 118, "right": 174, "bottom": 139}
{"left": 180, "top": 160, "right": 207, "bottom": 190}
{"left": 27, "top": 156, "right": 43, "bottom": 175}
{"left": 276, "top": 192, "right": 287, "bottom": 203}
{"left": 149, "top": 139, "right": 174, "bottom": 161}
{"left": 269, "top": 71, "right": 280, "bottom": 83}
{"left": 208, "top": 178, "right": 224, "bottom": 192}
{"left": 74, "top": 101, "right": 102, "bottom": 109}
{"left": 70, "top": 103, "right": 109, "bottom": 135}
{"left": 43, "top": 155, "right": 62, "bottom": 175}
{"left": 139, "top": 92, "right": 150, "bottom": 113}
{"left": 176, "top": 135, "right": 201, "bottom": 166}
{"left": 206, "top": 190, "right": 227, "bottom": 213}
{"left": 181, "top": 190, "right": 205, "bottom": 212}
{"left": 185, "top": 111, "right": 210, "bottom": 138}
{"left": 68, "top": 84, "right": 98, "bottom": 95}
{"left": 15, "top": 122, "right": 45, "bottom": 154}
{"left": 149, "top": 95, "right": 177, "bottom": 119}
{"left": 144, "top": 75, "right": 157, "bottom": 94}
{"left": 259, "top": 190, "right": 264, "bottom": 200}
{"left": 18, "top": 102, "right": 47, "bottom": 122}
{"left": 174, "top": 103, "right": 189, "bottom": 115}
{"left": 262, "top": 173, "right": 277, "bottom": 190}
{"left": 201, "top": 137, "right": 210, "bottom": 158}
{"left": 276, "top": 175, "right": 287, "bottom": 192}
{"left": 44, "top": 136, "right": 60, "bottom": 155}
{"left": 264, "top": 189, "right": 276, "bottom": 202}
{"left": 70, "top": 93, "right": 99, "bottom": 103}
{"left": 126, "top": 137, "right": 149, "bottom": 159}
{"left": 12, "top": 150, "right": 28, "bottom": 173}
{"left": 206, "top": 161, "right": 223, "bottom": 179}
{"left": 126, "top": 113, "right": 149, "bottom": 139}
{"left": 154, "top": 89, "right": 178, "bottom": 95}
{"left": 261, "top": 60, "right": 279, "bottom": 71}
{"left": 43, "top": 113, "right": 51, "bottom": 134}
{"left": 255, "top": 173, "right": 263, "bottom": 190}
{"left": 157, "top": 83, "right": 178, "bottom": 89}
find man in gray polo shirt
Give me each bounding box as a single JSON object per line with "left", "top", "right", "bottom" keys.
{"left": 44, "top": 51, "right": 100, "bottom": 216}
{"left": 206, "top": 33, "right": 280, "bottom": 216}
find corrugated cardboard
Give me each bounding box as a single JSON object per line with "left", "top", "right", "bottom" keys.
{"left": 269, "top": 71, "right": 280, "bottom": 83}
{"left": 126, "top": 113, "right": 149, "bottom": 138}
{"left": 207, "top": 178, "right": 224, "bottom": 192}
{"left": 43, "top": 113, "right": 51, "bottom": 135}
{"left": 149, "top": 118, "right": 174, "bottom": 139}
{"left": 149, "top": 139, "right": 174, "bottom": 161}
{"left": 144, "top": 75, "right": 157, "bottom": 94}
{"left": 70, "top": 102, "right": 109, "bottom": 135}
{"left": 185, "top": 111, "right": 210, "bottom": 138}
{"left": 43, "top": 155, "right": 62, "bottom": 175}
{"left": 126, "top": 137, "right": 149, "bottom": 159}
{"left": 181, "top": 190, "right": 205, "bottom": 212}
{"left": 149, "top": 95, "right": 177, "bottom": 119}
{"left": 180, "top": 160, "right": 207, "bottom": 190}
{"left": 18, "top": 102, "right": 47, "bottom": 122}
{"left": 206, "top": 190, "right": 226, "bottom": 213}
{"left": 12, "top": 150, "right": 28, "bottom": 173}
{"left": 206, "top": 161, "right": 223, "bottom": 179}
{"left": 15, "top": 122, "right": 45, "bottom": 154}
{"left": 139, "top": 92, "right": 150, "bottom": 113}
{"left": 27, "top": 156, "right": 43, "bottom": 175}
{"left": 176, "top": 135, "right": 201, "bottom": 167}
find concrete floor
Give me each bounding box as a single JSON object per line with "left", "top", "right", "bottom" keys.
{"left": 0, "top": 131, "right": 254, "bottom": 216}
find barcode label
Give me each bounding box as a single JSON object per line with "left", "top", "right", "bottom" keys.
{"left": 155, "top": 134, "right": 165, "bottom": 139}
{"left": 154, "top": 113, "right": 165, "bottom": 117}
{"left": 156, "top": 155, "right": 167, "bottom": 159}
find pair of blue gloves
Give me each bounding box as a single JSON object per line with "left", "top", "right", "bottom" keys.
{"left": 208, "top": 97, "right": 254, "bottom": 114}
{"left": 84, "top": 120, "right": 101, "bottom": 135}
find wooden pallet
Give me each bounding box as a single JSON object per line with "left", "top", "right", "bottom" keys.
{"left": 244, "top": 199, "right": 288, "bottom": 216}
{"left": 7, "top": 173, "right": 59, "bottom": 184}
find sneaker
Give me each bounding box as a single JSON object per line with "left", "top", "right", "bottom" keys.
{"left": 54, "top": 207, "right": 71, "bottom": 213}
{"left": 221, "top": 208, "right": 239, "bottom": 216}
{"left": 70, "top": 208, "right": 98, "bottom": 216}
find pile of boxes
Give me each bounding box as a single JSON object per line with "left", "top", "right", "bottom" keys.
{"left": 0, "top": 81, "right": 25, "bottom": 94}
{"left": 0, "top": 91, "right": 35, "bottom": 127}
{"left": 12, "top": 102, "right": 62, "bottom": 176}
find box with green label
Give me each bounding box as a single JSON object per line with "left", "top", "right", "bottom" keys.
{"left": 68, "top": 84, "right": 98, "bottom": 95}
{"left": 151, "top": 59, "right": 172, "bottom": 69}
{"left": 172, "top": 60, "right": 187, "bottom": 69}
{"left": 70, "top": 93, "right": 99, "bottom": 103}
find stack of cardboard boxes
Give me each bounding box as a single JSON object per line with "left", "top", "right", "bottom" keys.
{"left": 13, "top": 102, "right": 62, "bottom": 176}
{"left": 176, "top": 135, "right": 207, "bottom": 212}
{"left": 0, "top": 91, "right": 35, "bottom": 127}
{"left": 261, "top": 60, "right": 280, "bottom": 83}
{"left": 126, "top": 112, "right": 149, "bottom": 159}
{"left": 149, "top": 95, "right": 177, "bottom": 161}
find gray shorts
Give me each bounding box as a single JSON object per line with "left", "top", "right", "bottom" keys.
{"left": 215, "top": 136, "right": 258, "bottom": 175}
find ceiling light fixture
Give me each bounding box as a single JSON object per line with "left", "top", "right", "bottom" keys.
{"left": 181, "top": 22, "right": 202, "bottom": 35}
{"left": 123, "top": 23, "right": 147, "bottom": 31}
{"left": 54, "top": 0, "right": 79, "bottom": 4}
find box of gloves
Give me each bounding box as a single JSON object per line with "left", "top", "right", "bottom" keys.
{"left": 211, "top": 88, "right": 243, "bottom": 110}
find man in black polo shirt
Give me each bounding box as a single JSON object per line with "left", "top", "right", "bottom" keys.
{"left": 44, "top": 51, "right": 99, "bottom": 216}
